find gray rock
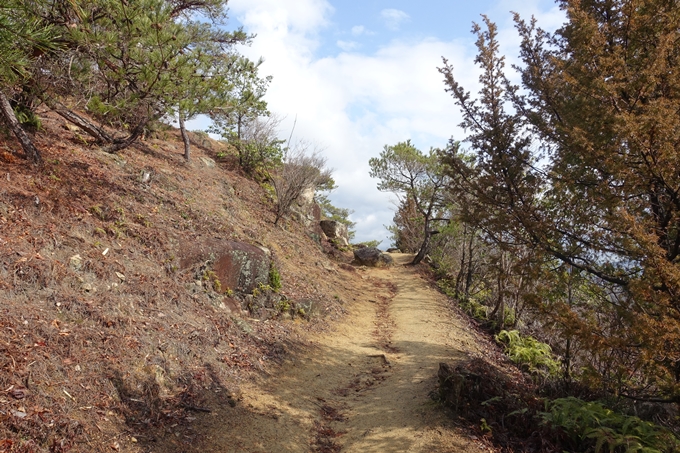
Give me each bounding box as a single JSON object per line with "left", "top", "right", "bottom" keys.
{"left": 199, "top": 156, "right": 216, "bottom": 168}
{"left": 320, "top": 220, "right": 348, "bottom": 239}
{"left": 353, "top": 247, "right": 394, "bottom": 267}
{"left": 255, "top": 245, "right": 272, "bottom": 257}
{"left": 296, "top": 186, "right": 315, "bottom": 207}
{"left": 180, "top": 240, "right": 270, "bottom": 294}
{"left": 232, "top": 317, "right": 253, "bottom": 334}
{"left": 81, "top": 282, "right": 96, "bottom": 293}
{"left": 296, "top": 299, "right": 321, "bottom": 318}
{"left": 69, "top": 254, "right": 83, "bottom": 271}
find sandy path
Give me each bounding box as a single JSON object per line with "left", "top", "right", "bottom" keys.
{"left": 192, "top": 254, "right": 482, "bottom": 452}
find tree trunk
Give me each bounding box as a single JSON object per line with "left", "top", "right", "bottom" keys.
{"left": 455, "top": 247, "right": 466, "bottom": 296}
{"left": 465, "top": 234, "right": 474, "bottom": 296}
{"left": 107, "top": 117, "right": 148, "bottom": 153}
{"left": 237, "top": 116, "right": 244, "bottom": 166}
{"left": 412, "top": 221, "right": 432, "bottom": 265}
{"left": 0, "top": 90, "right": 41, "bottom": 164}
{"left": 43, "top": 96, "right": 147, "bottom": 152}
{"left": 179, "top": 113, "right": 190, "bottom": 161}
{"left": 42, "top": 97, "right": 113, "bottom": 143}
{"left": 489, "top": 252, "right": 506, "bottom": 328}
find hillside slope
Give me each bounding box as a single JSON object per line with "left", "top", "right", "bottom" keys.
{"left": 0, "top": 109, "right": 358, "bottom": 452}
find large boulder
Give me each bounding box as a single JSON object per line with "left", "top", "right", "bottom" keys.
{"left": 353, "top": 247, "right": 393, "bottom": 267}
{"left": 180, "top": 240, "right": 270, "bottom": 294}
{"left": 290, "top": 187, "right": 320, "bottom": 227}
{"left": 319, "top": 220, "right": 348, "bottom": 239}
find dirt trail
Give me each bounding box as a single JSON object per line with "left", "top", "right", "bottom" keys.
{"left": 190, "top": 254, "right": 483, "bottom": 452}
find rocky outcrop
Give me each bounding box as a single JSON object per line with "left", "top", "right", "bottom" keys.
{"left": 353, "top": 247, "right": 393, "bottom": 267}
{"left": 320, "top": 220, "right": 350, "bottom": 247}
{"left": 320, "top": 220, "right": 347, "bottom": 239}
{"left": 181, "top": 239, "right": 270, "bottom": 294}
{"left": 290, "top": 187, "right": 321, "bottom": 227}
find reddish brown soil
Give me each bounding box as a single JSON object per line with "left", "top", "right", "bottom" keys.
{"left": 0, "top": 109, "right": 358, "bottom": 452}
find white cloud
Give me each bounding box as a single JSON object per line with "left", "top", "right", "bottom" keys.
{"left": 380, "top": 8, "right": 410, "bottom": 31}
{"left": 337, "top": 40, "right": 360, "bottom": 51}
{"left": 218, "top": 0, "right": 560, "bottom": 247}
{"left": 351, "top": 25, "right": 366, "bottom": 36}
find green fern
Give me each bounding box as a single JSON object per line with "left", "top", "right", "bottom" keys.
{"left": 541, "top": 397, "right": 680, "bottom": 453}
{"left": 495, "top": 330, "right": 560, "bottom": 377}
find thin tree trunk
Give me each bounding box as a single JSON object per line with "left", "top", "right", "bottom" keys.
{"left": 455, "top": 224, "right": 467, "bottom": 296}
{"left": 465, "top": 235, "right": 474, "bottom": 296}
{"left": 489, "top": 252, "right": 506, "bottom": 328}
{"left": 179, "top": 112, "right": 190, "bottom": 161}
{"left": 0, "top": 90, "right": 41, "bottom": 164}
{"left": 107, "top": 117, "right": 148, "bottom": 153}
{"left": 412, "top": 221, "right": 432, "bottom": 265}
{"left": 564, "top": 266, "right": 573, "bottom": 383}
{"left": 237, "top": 116, "right": 243, "bottom": 166}
{"left": 42, "top": 97, "right": 113, "bottom": 143}
{"left": 43, "top": 96, "right": 147, "bottom": 152}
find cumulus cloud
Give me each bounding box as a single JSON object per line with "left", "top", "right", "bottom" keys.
{"left": 220, "top": 0, "right": 562, "bottom": 246}
{"left": 351, "top": 25, "right": 366, "bottom": 36}
{"left": 337, "top": 40, "right": 360, "bottom": 51}
{"left": 380, "top": 8, "right": 410, "bottom": 31}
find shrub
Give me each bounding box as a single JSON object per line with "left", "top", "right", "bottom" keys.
{"left": 495, "top": 330, "right": 560, "bottom": 377}
{"left": 438, "top": 280, "right": 488, "bottom": 320}
{"left": 355, "top": 240, "right": 382, "bottom": 249}
{"left": 271, "top": 142, "right": 332, "bottom": 225}
{"left": 541, "top": 397, "right": 680, "bottom": 453}
{"left": 269, "top": 265, "right": 281, "bottom": 292}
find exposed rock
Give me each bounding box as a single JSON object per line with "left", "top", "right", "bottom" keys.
{"left": 353, "top": 247, "right": 393, "bottom": 267}
{"left": 330, "top": 237, "right": 349, "bottom": 248}
{"left": 386, "top": 248, "right": 401, "bottom": 253}
{"left": 81, "top": 282, "right": 96, "bottom": 293}
{"left": 219, "top": 297, "right": 242, "bottom": 314}
{"left": 199, "top": 156, "right": 216, "bottom": 168}
{"left": 311, "top": 203, "right": 322, "bottom": 223}
{"left": 319, "top": 220, "right": 348, "bottom": 239}
{"left": 296, "top": 299, "right": 321, "bottom": 318}
{"left": 232, "top": 317, "right": 253, "bottom": 334}
{"left": 289, "top": 187, "right": 320, "bottom": 227}
{"left": 296, "top": 186, "right": 315, "bottom": 208}
{"left": 255, "top": 245, "right": 271, "bottom": 258}
{"left": 180, "top": 240, "right": 270, "bottom": 294}
{"left": 69, "top": 254, "right": 83, "bottom": 271}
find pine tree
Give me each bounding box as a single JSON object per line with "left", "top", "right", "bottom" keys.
{"left": 32, "top": 0, "right": 254, "bottom": 153}
{"left": 0, "top": 0, "right": 57, "bottom": 163}
{"left": 369, "top": 140, "right": 449, "bottom": 264}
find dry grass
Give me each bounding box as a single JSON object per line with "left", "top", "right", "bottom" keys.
{"left": 0, "top": 109, "right": 353, "bottom": 452}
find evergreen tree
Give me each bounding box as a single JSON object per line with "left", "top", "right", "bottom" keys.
{"left": 441, "top": 1, "right": 680, "bottom": 399}
{"left": 32, "top": 0, "right": 254, "bottom": 153}
{"left": 209, "top": 57, "right": 272, "bottom": 168}
{"left": 0, "top": 0, "right": 57, "bottom": 163}
{"left": 369, "top": 140, "right": 449, "bottom": 264}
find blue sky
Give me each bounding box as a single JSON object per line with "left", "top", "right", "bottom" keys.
{"left": 197, "top": 0, "right": 565, "bottom": 247}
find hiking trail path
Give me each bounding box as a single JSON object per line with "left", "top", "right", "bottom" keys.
{"left": 191, "top": 254, "right": 485, "bottom": 452}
